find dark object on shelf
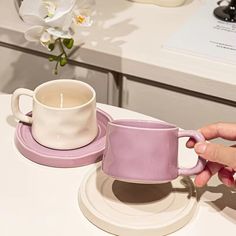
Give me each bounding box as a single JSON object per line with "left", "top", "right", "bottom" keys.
{"left": 214, "top": 0, "right": 236, "bottom": 22}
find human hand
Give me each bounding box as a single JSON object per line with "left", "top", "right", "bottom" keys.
{"left": 186, "top": 123, "right": 236, "bottom": 188}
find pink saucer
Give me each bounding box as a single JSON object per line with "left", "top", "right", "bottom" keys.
{"left": 14, "top": 109, "right": 113, "bottom": 168}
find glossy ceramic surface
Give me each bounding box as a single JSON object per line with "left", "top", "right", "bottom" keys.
{"left": 11, "top": 80, "right": 97, "bottom": 150}
{"left": 102, "top": 119, "right": 206, "bottom": 183}
{"left": 14, "top": 109, "right": 112, "bottom": 168}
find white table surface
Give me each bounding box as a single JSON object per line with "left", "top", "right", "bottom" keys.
{"left": 0, "top": 0, "right": 236, "bottom": 101}
{"left": 0, "top": 94, "right": 236, "bottom": 236}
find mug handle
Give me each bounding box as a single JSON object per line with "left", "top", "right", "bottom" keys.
{"left": 11, "top": 88, "right": 34, "bottom": 124}
{"left": 178, "top": 130, "right": 206, "bottom": 176}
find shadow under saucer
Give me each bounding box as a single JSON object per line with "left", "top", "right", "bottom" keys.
{"left": 78, "top": 165, "right": 197, "bottom": 236}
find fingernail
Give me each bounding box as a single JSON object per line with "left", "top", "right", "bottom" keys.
{"left": 195, "top": 142, "right": 207, "bottom": 154}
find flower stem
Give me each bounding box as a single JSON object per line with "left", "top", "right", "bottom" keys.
{"left": 58, "top": 38, "right": 67, "bottom": 59}
{"left": 54, "top": 60, "right": 59, "bottom": 75}
{"left": 51, "top": 38, "right": 70, "bottom": 75}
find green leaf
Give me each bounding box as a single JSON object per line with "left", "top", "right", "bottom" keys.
{"left": 48, "top": 55, "right": 58, "bottom": 61}
{"left": 60, "top": 56, "right": 67, "bottom": 66}
{"left": 63, "top": 38, "right": 74, "bottom": 49}
{"left": 48, "top": 43, "right": 55, "bottom": 51}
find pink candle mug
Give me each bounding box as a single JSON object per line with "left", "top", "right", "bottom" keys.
{"left": 102, "top": 120, "right": 206, "bottom": 183}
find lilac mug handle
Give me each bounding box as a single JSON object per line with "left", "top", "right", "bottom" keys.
{"left": 178, "top": 130, "right": 206, "bottom": 176}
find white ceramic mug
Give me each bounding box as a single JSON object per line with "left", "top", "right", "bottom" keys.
{"left": 11, "top": 79, "right": 98, "bottom": 150}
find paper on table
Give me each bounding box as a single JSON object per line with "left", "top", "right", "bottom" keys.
{"left": 163, "top": 0, "right": 236, "bottom": 65}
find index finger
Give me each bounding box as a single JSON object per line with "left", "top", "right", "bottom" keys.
{"left": 199, "top": 122, "right": 236, "bottom": 141}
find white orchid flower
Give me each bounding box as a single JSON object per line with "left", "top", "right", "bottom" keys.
{"left": 72, "top": 0, "right": 95, "bottom": 27}
{"left": 19, "top": 0, "right": 76, "bottom": 46}
{"left": 24, "top": 25, "right": 73, "bottom": 51}
{"left": 44, "top": 1, "right": 57, "bottom": 18}
{"left": 19, "top": 0, "right": 95, "bottom": 74}
{"left": 20, "top": 0, "right": 95, "bottom": 44}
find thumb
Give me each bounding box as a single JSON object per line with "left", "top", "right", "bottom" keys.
{"left": 194, "top": 142, "right": 236, "bottom": 170}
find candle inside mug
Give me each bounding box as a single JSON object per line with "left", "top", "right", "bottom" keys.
{"left": 35, "top": 82, "right": 94, "bottom": 108}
